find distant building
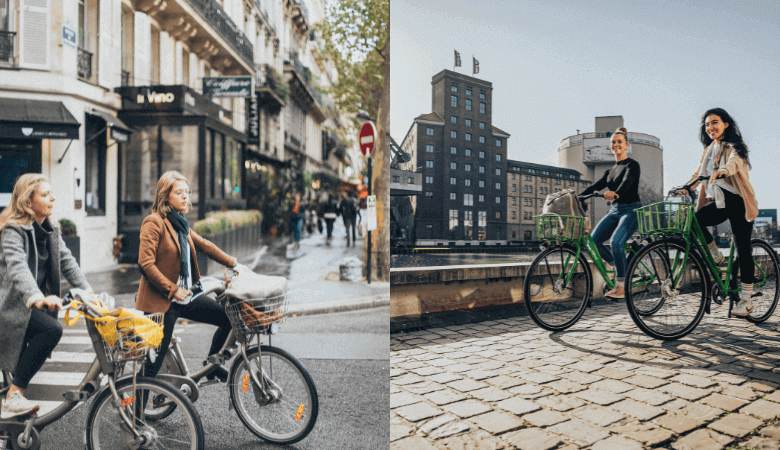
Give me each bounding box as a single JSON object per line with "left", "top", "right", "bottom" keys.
{"left": 558, "top": 116, "right": 663, "bottom": 224}
{"left": 400, "top": 70, "right": 509, "bottom": 242}
{"left": 506, "top": 161, "right": 591, "bottom": 241}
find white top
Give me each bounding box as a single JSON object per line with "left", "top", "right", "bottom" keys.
{"left": 700, "top": 142, "right": 738, "bottom": 208}
{"left": 174, "top": 241, "right": 194, "bottom": 305}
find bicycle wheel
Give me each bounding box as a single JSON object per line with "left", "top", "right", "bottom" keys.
{"left": 85, "top": 376, "right": 204, "bottom": 450}
{"left": 745, "top": 239, "right": 780, "bottom": 323}
{"left": 625, "top": 240, "right": 708, "bottom": 340}
{"left": 628, "top": 247, "right": 672, "bottom": 316}
{"left": 228, "top": 345, "right": 318, "bottom": 444}
{"left": 142, "top": 350, "right": 186, "bottom": 421}
{"left": 523, "top": 244, "right": 592, "bottom": 331}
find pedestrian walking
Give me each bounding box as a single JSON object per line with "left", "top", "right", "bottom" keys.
{"left": 339, "top": 193, "right": 361, "bottom": 247}
{"left": 321, "top": 194, "right": 339, "bottom": 244}
{"left": 290, "top": 193, "right": 304, "bottom": 248}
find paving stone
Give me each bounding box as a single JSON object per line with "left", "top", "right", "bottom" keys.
{"left": 623, "top": 374, "right": 669, "bottom": 389}
{"left": 591, "top": 379, "right": 634, "bottom": 394}
{"left": 395, "top": 373, "right": 426, "bottom": 385}
{"left": 546, "top": 379, "right": 586, "bottom": 394}
{"left": 390, "top": 422, "right": 413, "bottom": 442}
{"left": 495, "top": 397, "right": 541, "bottom": 415}
{"left": 760, "top": 423, "right": 780, "bottom": 439}
{"left": 559, "top": 370, "right": 603, "bottom": 385}
{"left": 391, "top": 436, "right": 438, "bottom": 450}
{"left": 571, "top": 405, "right": 625, "bottom": 426}
{"left": 442, "top": 400, "right": 492, "bottom": 418}
{"left": 394, "top": 402, "right": 443, "bottom": 422}
{"left": 653, "top": 412, "right": 703, "bottom": 434}
{"left": 568, "top": 361, "right": 604, "bottom": 373}
{"left": 748, "top": 380, "right": 779, "bottom": 393}
{"left": 462, "top": 369, "right": 498, "bottom": 381}
{"left": 440, "top": 429, "right": 507, "bottom": 450}
{"left": 623, "top": 387, "right": 674, "bottom": 406}
{"left": 447, "top": 363, "right": 477, "bottom": 373}
{"left": 418, "top": 413, "right": 458, "bottom": 435}
{"left": 424, "top": 389, "right": 467, "bottom": 406}
{"left": 390, "top": 368, "right": 405, "bottom": 377}
{"left": 765, "top": 390, "right": 780, "bottom": 403}
{"left": 611, "top": 423, "right": 674, "bottom": 446}
{"left": 536, "top": 395, "right": 586, "bottom": 412}
{"left": 593, "top": 367, "right": 634, "bottom": 380}
{"left": 549, "top": 418, "right": 610, "bottom": 446}
{"left": 428, "top": 372, "right": 462, "bottom": 384}
{"left": 410, "top": 366, "right": 446, "bottom": 376}
{"left": 484, "top": 375, "right": 524, "bottom": 389}
{"left": 469, "top": 386, "right": 512, "bottom": 402}
{"left": 670, "top": 428, "right": 732, "bottom": 450}
{"left": 712, "top": 373, "right": 748, "bottom": 385}
{"left": 750, "top": 371, "right": 780, "bottom": 385}
{"left": 663, "top": 400, "right": 725, "bottom": 422}
{"left": 508, "top": 384, "right": 554, "bottom": 399}
{"left": 741, "top": 399, "right": 780, "bottom": 420}
{"left": 447, "top": 379, "right": 489, "bottom": 393}
{"left": 591, "top": 436, "right": 644, "bottom": 450}
{"left": 427, "top": 358, "right": 459, "bottom": 367}
{"left": 708, "top": 413, "right": 764, "bottom": 437}
{"left": 610, "top": 399, "right": 665, "bottom": 421}
{"left": 659, "top": 382, "right": 709, "bottom": 401}
{"left": 520, "top": 371, "right": 560, "bottom": 384}
{"left": 743, "top": 437, "right": 780, "bottom": 450}
{"left": 471, "top": 411, "right": 524, "bottom": 435}
{"left": 699, "top": 393, "right": 748, "bottom": 411}
{"left": 720, "top": 384, "right": 759, "bottom": 401}
{"left": 671, "top": 373, "right": 718, "bottom": 389}
{"left": 522, "top": 409, "right": 570, "bottom": 427}
{"left": 405, "top": 381, "right": 446, "bottom": 395}
{"left": 572, "top": 388, "right": 625, "bottom": 405}
{"left": 501, "top": 427, "right": 562, "bottom": 450}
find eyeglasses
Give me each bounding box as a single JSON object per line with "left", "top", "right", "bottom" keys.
{"left": 174, "top": 189, "right": 193, "bottom": 197}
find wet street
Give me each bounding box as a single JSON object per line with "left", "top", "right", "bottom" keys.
{"left": 391, "top": 253, "right": 537, "bottom": 269}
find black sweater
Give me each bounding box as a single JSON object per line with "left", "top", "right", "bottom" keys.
{"left": 581, "top": 158, "right": 641, "bottom": 204}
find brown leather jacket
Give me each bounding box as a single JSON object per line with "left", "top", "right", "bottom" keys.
{"left": 135, "top": 212, "right": 235, "bottom": 313}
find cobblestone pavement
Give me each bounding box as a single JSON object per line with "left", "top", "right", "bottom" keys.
{"left": 391, "top": 301, "right": 780, "bottom": 449}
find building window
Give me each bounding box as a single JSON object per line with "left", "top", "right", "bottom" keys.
{"left": 479, "top": 166, "right": 485, "bottom": 174}
{"left": 495, "top": 197, "right": 501, "bottom": 204}
{"left": 496, "top": 168, "right": 501, "bottom": 176}
{"left": 392, "top": 175, "right": 400, "bottom": 182}
{"left": 479, "top": 151, "right": 485, "bottom": 159}
{"left": 451, "top": 83, "right": 458, "bottom": 92}
{"left": 480, "top": 92, "right": 486, "bottom": 100}
{"left": 450, "top": 192, "right": 456, "bottom": 200}
{"left": 496, "top": 154, "right": 502, "bottom": 162}
{"left": 569, "top": 180, "right": 575, "bottom": 186}
{"left": 451, "top": 146, "right": 457, "bottom": 155}
{"left": 465, "top": 133, "right": 472, "bottom": 141}
{"left": 512, "top": 198, "right": 517, "bottom": 206}
{"left": 465, "top": 119, "right": 472, "bottom": 127}
{"left": 479, "top": 180, "right": 485, "bottom": 188}
{"left": 525, "top": 175, "right": 532, "bottom": 181}
{"left": 540, "top": 177, "right": 547, "bottom": 183}
{"left": 466, "top": 87, "right": 472, "bottom": 95}
{"left": 523, "top": 198, "right": 529, "bottom": 206}
{"left": 451, "top": 130, "right": 457, "bottom": 139}
{"left": 512, "top": 184, "right": 516, "bottom": 192}
{"left": 465, "top": 179, "right": 471, "bottom": 187}
{"left": 555, "top": 179, "right": 561, "bottom": 185}
{"left": 425, "top": 160, "right": 434, "bottom": 168}
{"left": 451, "top": 115, "right": 457, "bottom": 124}
{"left": 426, "top": 144, "right": 434, "bottom": 153}
{"left": 465, "top": 148, "right": 472, "bottom": 156}
{"left": 512, "top": 211, "right": 516, "bottom": 219}
{"left": 496, "top": 139, "right": 502, "bottom": 147}
{"left": 451, "top": 95, "right": 458, "bottom": 107}
{"left": 466, "top": 99, "right": 472, "bottom": 111}
{"left": 479, "top": 195, "right": 484, "bottom": 202}
{"left": 479, "top": 136, "right": 485, "bottom": 144}
{"left": 464, "top": 193, "right": 473, "bottom": 206}
{"left": 479, "top": 122, "right": 486, "bottom": 130}
{"left": 480, "top": 102, "right": 486, "bottom": 114}
{"left": 408, "top": 177, "right": 414, "bottom": 183}
{"left": 496, "top": 211, "right": 501, "bottom": 218}
{"left": 425, "top": 191, "right": 433, "bottom": 199}
{"left": 496, "top": 182, "right": 501, "bottom": 190}
{"left": 425, "top": 176, "right": 434, "bottom": 184}
{"left": 524, "top": 211, "right": 531, "bottom": 220}
{"left": 465, "top": 164, "right": 471, "bottom": 172}
{"left": 540, "top": 187, "right": 548, "bottom": 195}
{"left": 449, "top": 209, "right": 458, "bottom": 231}
{"left": 85, "top": 116, "right": 107, "bottom": 216}
{"left": 525, "top": 185, "right": 533, "bottom": 193}
{"left": 511, "top": 173, "right": 515, "bottom": 180}
{"left": 426, "top": 127, "right": 434, "bottom": 136}
{"left": 450, "top": 162, "right": 457, "bottom": 170}
{"left": 450, "top": 177, "right": 457, "bottom": 185}
{"left": 537, "top": 199, "right": 542, "bottom": 207}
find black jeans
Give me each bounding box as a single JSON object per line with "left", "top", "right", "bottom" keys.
{"left": 696, "top": 190, "right": 755, "bottom": 284}
{"left": 343, "top": 218, "right": 356, "bottom": 246}
{"left": 13, "top": 309, "right": 63, "bottom": 389}
{"left": 325, "top": 219, "right": 335, "bottom": 239}
{"left": 143, "top": 296, "right": 231, "bottom": 378}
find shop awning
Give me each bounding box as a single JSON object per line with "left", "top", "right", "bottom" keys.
{"left": 0, "top": 98, "right": 80, "bottom": 139}
{"left": 87, "top": 109, "right": 132, "bottom": 142}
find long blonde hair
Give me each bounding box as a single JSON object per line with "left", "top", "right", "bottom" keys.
{"left": 0, "top": 173, "right": 50, "bottom": 231}
{"left": 151, "top": 171, "right": 191, "bottom": 215}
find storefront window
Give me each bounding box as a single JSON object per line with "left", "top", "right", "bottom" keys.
{"left": 121, "top": 126, "right": 158, "bottom": 217}
{"left": 85, "top": 115, "right": 106, "bottom": 216}
{"left": 204, "top": 129, "right": 211, "bottom": 200}
{"left": 212, "top": 132, "right": 223, "bottom": 198}
{"left": 161, "top": 125, "right": 199, "bottom": 206}
{"left": 224, "top": 137, "right": 241, "bottom": 199}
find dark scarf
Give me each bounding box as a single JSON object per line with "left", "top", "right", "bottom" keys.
{"left": 167, "top": 211, "right": 190, "bottom": 287}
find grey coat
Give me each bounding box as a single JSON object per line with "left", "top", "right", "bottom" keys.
{"left": 0, "top": 219, "right": 91, "bottom": 373}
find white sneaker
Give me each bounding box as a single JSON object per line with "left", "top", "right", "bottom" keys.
{"left": 1, "top": 390, "right": 39, "bottom": 419}
{"left": 732, "top": 298, "right": 754, "bottom": 317}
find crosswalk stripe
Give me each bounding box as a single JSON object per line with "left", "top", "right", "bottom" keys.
{"left": 59, "top": 336, "right": 93, "bottom": 345}
{"left": 29, "top": 371, "right": 85, "bottom": 387}
{"left": 48, "top": 352, "right": 95, "bottom": 363}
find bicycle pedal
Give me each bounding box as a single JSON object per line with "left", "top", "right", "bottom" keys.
{"left": 207, "top": 354, "right": 226, "bottom": 365}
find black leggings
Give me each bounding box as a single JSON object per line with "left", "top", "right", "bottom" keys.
{"left": 696, "top": 189, "right": 754, "bottom": 284}
{"left": 13, "top": 309, "right": 63, "bottom": 389}
{"left": 143, "top": 296, "right": 231, "bottom": 378}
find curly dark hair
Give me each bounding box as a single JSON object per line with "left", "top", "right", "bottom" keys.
{"left": 699, "top": 107, "right": 750, "bottom": 170}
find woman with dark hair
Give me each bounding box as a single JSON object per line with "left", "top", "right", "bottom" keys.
{"left": 678, "top": 108, "right": 758, "bottom": 316}
{"left": 578, "top": 127, "right": 642, "bottom": 299}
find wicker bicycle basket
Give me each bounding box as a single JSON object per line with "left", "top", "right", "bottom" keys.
{"left": 636, "top": 202, "right": 694, "bottom": 237}
{"left": 93, "top": 313, "right": 164, "bottom": 363}
{"left": 535, "top": 215, "right": 587, "bottom": 242}
{"left": 224, "top": 293, "right": 289, "bottom": 335}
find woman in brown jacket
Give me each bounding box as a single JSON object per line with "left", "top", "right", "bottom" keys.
{"left": 679, "top": 108, "right": 758, "bottom": 316}
{"left": 137, "top": 171, "right": 239, "bottom": 381}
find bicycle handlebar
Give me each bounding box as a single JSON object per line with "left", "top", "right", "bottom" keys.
{"left": 669, "top": 173, "right": 725, "bottom": 197}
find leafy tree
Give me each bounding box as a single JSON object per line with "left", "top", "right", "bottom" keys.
{"left": 318, "top": 0, "right": 390, "bottom": 281}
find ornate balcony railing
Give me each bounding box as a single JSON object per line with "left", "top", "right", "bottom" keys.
{"left": 185, "top": 0, "right": 254, "bottom": 66}
{"left": 77, "top": 47, "right": 93, "bottom": 80}
{"left": 121, "top": 70, "right": 131, "bottom": 86}
{"left": 285, "top": 53, "right": 321, "bottom": 104}
{"left": 0, "top": 31, "right": 15, "bottom": 64}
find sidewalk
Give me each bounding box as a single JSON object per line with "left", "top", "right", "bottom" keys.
{"left": 73, "top": 217, "right": 388, "bottom": 316}
{"left": 391, "top": 301, "right": 780, "bottom": 449}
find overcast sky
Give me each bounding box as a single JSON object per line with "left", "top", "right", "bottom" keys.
{"left": 391, "top": 0, "right": 780, "bottom": 211}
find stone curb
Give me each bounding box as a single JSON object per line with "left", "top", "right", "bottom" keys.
{"left": 288, "top": 294, "right": 390, "bottom": 317}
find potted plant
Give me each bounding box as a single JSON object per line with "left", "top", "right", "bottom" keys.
{"left": 59, "top": 218, "right": 80, "bottom": 266}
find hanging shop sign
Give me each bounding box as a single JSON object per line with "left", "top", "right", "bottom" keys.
{"left": 246, "top": 95, "right": 260, "bottom": 146}
{"left": 202, "top": 76, "right": 255, "bottom": 98}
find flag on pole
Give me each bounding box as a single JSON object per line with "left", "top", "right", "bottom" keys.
{"left": 454, "top": 50, "right": 461, "bottom": 67}
{"left": 473, "top": 56, "right": 480, "bottom": 75}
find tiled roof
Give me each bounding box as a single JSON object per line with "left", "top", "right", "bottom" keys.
{"left": 415, "top": 112, "right": 444, "bottom": 122}
{"left": 491, "top": 125, "right": 510, "bottom": 136}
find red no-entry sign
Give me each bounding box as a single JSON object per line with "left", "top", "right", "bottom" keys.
{"left": 359, "top": 122, "right": 377, "bottom": 157}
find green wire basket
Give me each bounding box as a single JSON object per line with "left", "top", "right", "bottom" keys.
{"left": 636, "top": 201, "right": 694, "bottom": 237}
{"left": 535, "top": 215, "right": 587, "bottom": 242}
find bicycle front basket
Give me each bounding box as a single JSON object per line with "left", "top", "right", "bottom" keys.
{"left": 636, "top": 202, "right": 694, "bottom": 237}
{"left": 535, "top": 215, "right": 586, "bottom": 242}
{"left": 224, "top": 293, "right": 289, "bottom": 335}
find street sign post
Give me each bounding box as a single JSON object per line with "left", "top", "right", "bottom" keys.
{"left": 360, "top": 122, "right": 377, "bottom": 283}
{"left": 359, "top": 122, "right": 377, "bottom": 156}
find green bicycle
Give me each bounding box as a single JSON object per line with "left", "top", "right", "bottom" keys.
{"left": 624, "top": 176, "right": 780, "bottom": 340}
{"left": 523, "top": 192, "right": 668, "bottom": 331}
